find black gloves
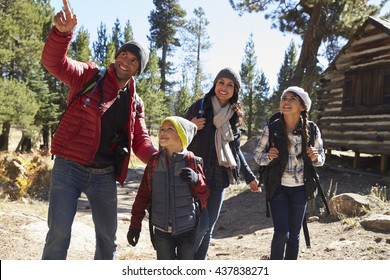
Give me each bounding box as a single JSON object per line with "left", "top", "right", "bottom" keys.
{"left": 127, "top": 229, "right": 140, "bottom": 247}
{"left": 179, "top": 167, "right": 198, "bottom": 186}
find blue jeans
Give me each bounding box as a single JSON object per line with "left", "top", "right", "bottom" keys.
{"left": 269, "top": 185, "right": 307, "bottom": 260}
{"left": 42, "top": 157, "right": 117, "bottom": 260}
{"left": 194, "top": 187, "right": 225, "bottom": 260}
{"left": 154, "top": 229, "right": 195, "bottom": 260}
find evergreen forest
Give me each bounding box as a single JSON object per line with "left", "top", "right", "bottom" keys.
{"left": 0, "top": 0, "right": 388, "bottom": 151}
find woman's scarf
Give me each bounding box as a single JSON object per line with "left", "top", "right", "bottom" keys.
{"left": 211, "top": 96, "right": 237, "bottom": 168}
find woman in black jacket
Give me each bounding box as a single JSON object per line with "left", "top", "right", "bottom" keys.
{"left": 185, "top": 68, "right": 259, "bottom": 259}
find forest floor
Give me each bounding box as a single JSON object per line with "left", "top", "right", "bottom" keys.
{"left": 1, "top": 151, "right": 390, "bottom": 261}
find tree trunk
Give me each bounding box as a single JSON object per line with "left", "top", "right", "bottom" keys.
{"left": 16, "top": 131, "right": 32, "bottom": 153}
{"left": 291, "top": 1, "right": 323, "bottom": 86}
{"left": 0, "top": 121, "right": 11, "bottom": 151}
{"left": 160, "top": 44, "right": 168, "bottom": 92}
{"left": 41, "top": 124, "right": 50, "bottom": 150}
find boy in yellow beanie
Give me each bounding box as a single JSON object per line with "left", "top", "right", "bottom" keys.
{"left": 127, "top": 116, "right": 209, "bottom": 259}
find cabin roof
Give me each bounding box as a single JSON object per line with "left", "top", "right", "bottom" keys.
{"left": 321, "top": 16, "right": 390, "bottom": 76}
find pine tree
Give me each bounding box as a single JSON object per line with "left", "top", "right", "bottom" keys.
{"left": 111, "top": 18, "right": 123, "bottom": 53}
{"left": 105, "top": 41, "right": 116, "bottom": 66}
{"left": 70, "top": 26, "right": 92, "bottom": 61}
{"left": 148, "top": 0, "right": 187, "bottom": 95}
{"left": 175, "top": 70, "right": 194, "bottom": 117}
{"left": 183, "top": 7, "right": 212, "bottom": 99}
{"left": 123, "top": 20, "right": 134, "bottom": 43}
{"left": 270, "top": 40, "right": 297, "bottom": 115}
{"left": 240, "top": 34, "right": 270, "bottom": 138}
{"left": 0, "top": 0, "right": 53, "bottom": 151}
{"left": 0, "top": 78, "right": 39, "bottom": 151}
{"left": 136, "top": 49, "right": 168, "bottom": 134}
{"left": 93, "top": 22, "right": 109, "bottom": 65}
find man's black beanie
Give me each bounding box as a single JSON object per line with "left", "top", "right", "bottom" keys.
{"left": 115, "top": 41, "right": 149, "bottom": 75}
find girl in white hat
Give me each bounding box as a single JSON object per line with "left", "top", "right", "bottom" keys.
{"left": 253, "top": 86, "right": 325, "bottom": 260}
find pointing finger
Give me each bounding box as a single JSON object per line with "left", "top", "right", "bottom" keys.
{"left": 63, "top": 0, "right": 70, "bottom": 12}
{"left": 62, "top": 0, "right": 72, "bottom": 17}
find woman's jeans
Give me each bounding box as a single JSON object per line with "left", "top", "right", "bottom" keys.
{"left": 194, "top": 187, "right": 225, "bottom": 260}
{"left": 270, "top": 185, "right": 307, "bottom": 260}
{"left": 42, "top": 157, "right": 117, "bottom": 260}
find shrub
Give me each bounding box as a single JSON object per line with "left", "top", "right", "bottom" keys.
{"left": 0, "top": 152, "right": 51, "bottom": 200}
{"left": 370, "top": 184, "right": 387, "bottom": 202}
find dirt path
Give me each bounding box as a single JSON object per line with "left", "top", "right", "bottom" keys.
{"left": 1, "top": 164, "right": 390, "bottom": 260}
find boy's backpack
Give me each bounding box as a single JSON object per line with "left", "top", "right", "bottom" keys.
{"left": 259, "top": 112, "right": 329, "bottom": 248}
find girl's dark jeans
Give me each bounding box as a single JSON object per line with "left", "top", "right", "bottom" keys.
{"left": 270, "top": 185, "right": 307, "bottom": 260}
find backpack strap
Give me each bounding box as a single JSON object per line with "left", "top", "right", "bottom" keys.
{"left": 306, "top": 122, "right": 330, "bottom": 214}
{"left": 82, "top": 67, "right": 106, "bottom": 107}
{"left": 312, "top": 168, "right": 330, "bottom": 215}
{"left": 302, "top": 213, "right": 311, "bottom": 248}
{"left": 51, "top": 67, "right": 106, "bottom": 160}
{"left": 269, "top": 112, "right": 281, "bottom": 124}
{"left": 134, "top": 92, "right": 141, "bottom": 118}
{"left": 54, "top": 67, "right": 106, "bottom": 133}
{"left": 185, "top": 150, "right": 203, "bottom": 174}
{"left": 189, "top": 98, "right": 205, "bottom": 118}
{"left": 303, "top": 122, "right": 329, "bottom": 248}
{"left": 145, "top": 152, "right": 160, "bottom": 250}
{"left": 145, "top": 152, "right": 160, "bottom": 190}
{"left": 308, "top": 121, "right": 316, "bottom": 147}
{"left": 185, "top": 151, "right": 204, "bottom": 242}
{"left": 198, "top": 98, "right": 205, "bottom": 118}
{"left": 261, "top": 118, "right": 278, "bottom": 218}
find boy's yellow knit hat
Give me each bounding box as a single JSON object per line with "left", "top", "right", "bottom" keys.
{"left": 161, "top": 116, "right": 197, "bottom": 149}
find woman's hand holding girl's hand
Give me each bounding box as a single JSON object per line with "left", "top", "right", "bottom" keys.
{"left": 248, "top": 179, "right": 261, "bottom": 193}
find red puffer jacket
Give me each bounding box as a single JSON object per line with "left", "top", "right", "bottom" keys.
{"left": 42, "top": 27, "right": 157, "bottom": 185}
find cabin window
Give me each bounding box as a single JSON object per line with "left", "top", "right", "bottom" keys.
{"left": 343, "top": 65, "right": 390, "bottom": 111}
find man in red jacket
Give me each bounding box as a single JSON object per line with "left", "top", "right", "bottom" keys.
{"left": 41, "top": 0, "right": 157, "bottom": 260}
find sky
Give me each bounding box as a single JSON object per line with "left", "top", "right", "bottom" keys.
{"left": 51, "top": 0, "right": 389, "bottom": 90}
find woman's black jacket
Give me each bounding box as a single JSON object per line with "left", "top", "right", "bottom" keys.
{"left": 184, "top": 92, "right": 256, "bottom": 188}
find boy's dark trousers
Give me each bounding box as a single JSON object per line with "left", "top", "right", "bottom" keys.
{"left": 154, "top": 228, "right": 195, "bottom": 260}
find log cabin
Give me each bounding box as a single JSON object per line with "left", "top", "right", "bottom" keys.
{"left": 317, "top": 16, "right": 390, "bottom": 173}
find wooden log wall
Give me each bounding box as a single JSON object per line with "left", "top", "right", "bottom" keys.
{"left": 318, "top": 18, "right": 390, "bottom": 172}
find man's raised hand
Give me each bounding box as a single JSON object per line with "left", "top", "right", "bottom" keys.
{"left": 53, "top": 0, "right": 78, "bottom": 33}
